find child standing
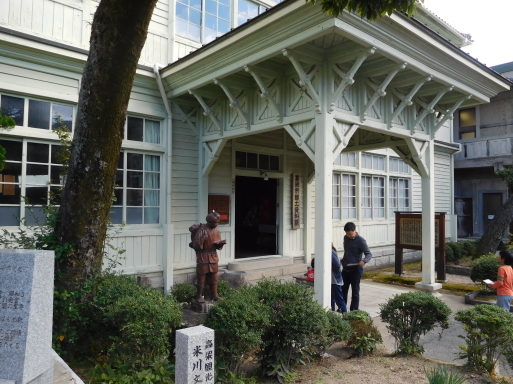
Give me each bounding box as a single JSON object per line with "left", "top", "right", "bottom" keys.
{"left": 486, "top": 250, "right": 513, "bottom": 311}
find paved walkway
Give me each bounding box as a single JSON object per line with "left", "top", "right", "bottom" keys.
{"left": 358, "top": 280, "right": 513, "bottom": 376}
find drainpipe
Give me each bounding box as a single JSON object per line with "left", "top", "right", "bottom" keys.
{"left": 154, "top": 63, "right": 174, "bottom": 294}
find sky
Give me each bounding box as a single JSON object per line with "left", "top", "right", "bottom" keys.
{"left": 422, "top": 0, "right": 513, "bottom": 67}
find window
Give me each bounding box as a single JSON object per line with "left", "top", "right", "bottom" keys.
{"left": 238, "top": 0, "right": 266, "bottom": 25}
{"left": 389, "top": 157, "right": 410, "bottom": 174}
{"left": 0, "top": 139, "right": 65, "bottom": 226}
{"left": 334, "top": 152, "right": 356, "bottom": 167}
{"left": 176, "top": 0, "right": 231, "bottom": 44}
{"left": 0, "top": 94, "right": 73, "bottom": 131}
{"left": 332, "top": 173, "right": 356, "bottom": 219}
{"left": 112, "top": 152, "right": 161, "bottom": 225}
{"left": 361, "top": 153, "right": 385, "bottom": 171}
{"left": 459, "top": 108, "right": 476, "bottom": 139}
{"left": 361, "top": 175, "right": 384, "bottom": 219}
{"left": 235, "top": 151, "right": 279, "bottom": 171}
{"left": 389, "top": 177, "right": 410, "bottom": 216}
{"left": 127, "top": 116, "right": 161, "bottom": 144}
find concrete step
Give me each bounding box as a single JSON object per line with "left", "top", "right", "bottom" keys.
{"left": 227, "top": 256, "right": 293, "bottom": 271}
{"left": 245, "top": 262, "right": 308, "bottom": 282}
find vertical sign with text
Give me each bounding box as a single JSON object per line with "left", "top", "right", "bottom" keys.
{"left": 292, "top": 173, "right": 300, "bottom": 230}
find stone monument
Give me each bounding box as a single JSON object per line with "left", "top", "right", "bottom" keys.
{"left": 0, "top": 249, "right": 54, "bottom": 384}
{"left": 175, "top": 325, "right": 215, "bottom": 384}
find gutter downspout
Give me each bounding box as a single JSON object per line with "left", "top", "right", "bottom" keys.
{"left": 154, "top": 63, "right": 174, "bottom": 294}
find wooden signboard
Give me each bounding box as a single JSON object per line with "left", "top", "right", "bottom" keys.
{"left": 394, "top": 211, "right": 446, "bottom": 281}
{"left": 291, "top": 173, "right": 300, "bottom": 229}
{"left": 208, "top": 195, "right": 230, "bottom": 224}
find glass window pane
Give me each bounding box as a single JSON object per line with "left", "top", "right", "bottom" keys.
{"left": 270, "top": 156, "right": 279, "bottom": 171}
{"left": 205, "top": 13, "right": 217, "bottom": 30}
{"left": 247, "top": 152, "right": 257, "bottom": 169}
{"left": 115, "top": 170, "right": 124, "bottom": 187}
{"left": 118, "top": 152, "right": 124, "bottom": 169}
{"left": 127, "top": 189, "right": 143, "bottom": 206}
{"left": 235, "top": 151, "right": 246, "bottom": 168}
{"left": 0, "top": 206, "right": 20, "bottom": 226}
{"left": 333, "top": 207, "right": 341, "bottom": 220}
{"left": 259, "top": 154, "right": 269, "bottom": 170}
{"left": 238, "top": 0, "right": 248, "bottom": 13}
{"left": 113, "top": 188, "right": 123, "bottom": 206}
{"left": 176, "top": 18, "right": 189, "bottom": 38}
{"left": 219, "top": 4, "right": 230, "bottom": 20}
{"left": 145, "top": 173, "right": 160, "bottom": 189}
{"left": 127, "top": 171, "right": 143, "bottom": 188}
{"left": 145, "top": 155, "right": 160, "bottom": 172}
{"left": 0, "top": 140, "right": 22, "bottom": 161}
{"left": 28, "top": 100, "right": 51, "bottom": 129}
{"left": 205, "top": 0, "right": 216, "bottom": 15}
{"left": 145, "top": 120, "right": 160, "bottom": 144}
{"left": 50, "top": 165, "right": 64, "bottom": 184}
{"left": 126, "top": 207, "right": 143, "bottom": 224}
{"left": 52, "top": 104, "right": 73, "bottom": 131}
{"left": 127, "top": 153, "right": 143, "bottom": 170}
{"left": 204, "top": 28, "right": 217, "bottom": 43}
{"left": 25, "top": 186, "right": 48, "bottom": 205}
{"left": 176, "top": 3, "right": 189, "bottom": 20}
{"left": 25, "top": 207, "right": 46, "bottom": 226}
{"left": 190, "top": 9, "right": 201, "bottom": 26}
{"left": 190, "top": 0, "right": 201, "bottom": 10}
{"left": 144, "top": 190, "right": 160, "bottom": 206}
{"left": 127, "top": 116, "right": 144, "bottom": 141}
{"left": 110, "top": 207, "right": 123, "bottom": 224}
{"left": 51, "top": 145, "right": 64, "bottom": 164}
{"left": 218, "top": 19, "right": 230, "bottom": 33}
{"left": 144, "top": 208, "right": 160, "bottom": 224}
{"left": 0, "top": 182, "right": 21, "bottom": 204}
{"left": 1, "top": 95, "right": 24, "bottom": 126}
{"left": 27, "top": 143, "right": 49, "bottom": 163}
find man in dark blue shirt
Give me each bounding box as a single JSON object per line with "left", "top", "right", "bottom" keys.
{"left": 341, "top": 222, "right": 372, "bottom": 311}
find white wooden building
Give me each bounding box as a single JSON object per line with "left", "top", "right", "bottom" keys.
{"left": 0, "top": 0, "right": 509, "bottom": 305}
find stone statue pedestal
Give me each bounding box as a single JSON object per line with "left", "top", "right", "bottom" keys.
{"left": 190, "top": 300, "right": 215, "bottom": 313}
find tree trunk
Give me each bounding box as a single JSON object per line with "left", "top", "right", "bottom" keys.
{"left": 55, "top": 0, "right": 158, "bottom": 291}
{"left": 477, "top": 194, "right": 513, "bottom": 256}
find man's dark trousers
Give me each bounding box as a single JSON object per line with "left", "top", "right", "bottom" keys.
{"left": 342, "top": 266, "right": 363, "bottom": 311}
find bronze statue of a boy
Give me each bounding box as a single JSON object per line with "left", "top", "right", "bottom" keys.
{"left": 189, "top": 211, "right": 227, "bottom": 302}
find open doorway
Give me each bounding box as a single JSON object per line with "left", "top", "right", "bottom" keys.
{"left": 235, "top": 176, "right": 278, "bottom": 258}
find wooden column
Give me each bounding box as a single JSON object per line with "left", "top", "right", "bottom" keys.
{"left": 313, "top": 62, "right": 332, "bottom": 308}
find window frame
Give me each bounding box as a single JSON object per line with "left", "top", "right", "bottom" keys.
{"left": 361, "top": 174, "right": 385, "bottom": 219}
{"left": 389, "top": 176, "right": 411, "bottom": 217}
{"left": 332, "top": 172, "right": 357, "bottom": 220}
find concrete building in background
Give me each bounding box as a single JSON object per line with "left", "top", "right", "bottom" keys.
{"left": 454, "top": 62, "right": 513, "bottom": 237}
{"left": 0, "top": 0, "right": 509, "bottom": 302}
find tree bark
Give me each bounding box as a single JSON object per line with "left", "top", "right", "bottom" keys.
{"left": 477, "top": 194, "right": 513, "bottom": 256}
{"left": 55, "top": 0, "right": 158, "bottom": 291}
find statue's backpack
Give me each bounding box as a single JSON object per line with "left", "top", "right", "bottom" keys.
{"left": 188, "top": 223, "right": 203, "bottom": 248}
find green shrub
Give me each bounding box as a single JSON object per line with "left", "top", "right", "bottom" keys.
{"left": 87, "top": 274, "right": 183, "bottom": 366}
{"left": 88, "top": 359, "right": 174, "bottom": 384}
{"left": 455, "top": 304, "right": 513, "bottom": 373}
{"left": 462, "top": 241, "right": 478, "bottom": 258}
{"left": 170, "top": 283, "right": 196, "bottom": 303}
{"left": 325, "top": 310, "right": 352, "bottom": 342}
{"left": 343, "top": 309, "right": 371, "bottom": 324}
{"left": 424, "top": 365, "right": 466, "bottom": 384}
{"left": 217, "top": 279, "right": 234, "bottom": 299}
{"left": 470, "top": 254, "right": 500, "bottom": 286}
{"left": 445, "top": 244, "right": 455, "bottom": 262}
{"left": 346, "top": 321, "right": 382, "bottom": 356}
{"left": 379, "top": 291, "right": 451, "bottom": 355}
{"left": 447, "top": 242, "right": 463, "bottom": 260}
{"left": 205, "top": 286, "right": 271, "bottom": 373}
{"left": 252, "top": 278, "right": 331, "bottom": 381}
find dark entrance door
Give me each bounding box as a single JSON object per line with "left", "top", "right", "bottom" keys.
{"left": 455, "top": 197, "right": 473, "bottom": 237}
{"left": 235, "top": 176, "right": 278, "bottom": 258}
{"left": 483, "top": 193, "right": 503, "bottom": 233}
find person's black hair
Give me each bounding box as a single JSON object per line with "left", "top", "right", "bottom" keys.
{"left": 344, "top": 222, "right": 356, "bottom": 232}
{"left": 499, "top": 250, "right": 513, "bottom": 266}
{"left": 310, "top": 257, "right": 315, "bottom": 268}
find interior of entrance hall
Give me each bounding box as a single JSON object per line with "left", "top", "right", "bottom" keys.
{"left": 235, "top": 176, "right": 278, "bottom": 258}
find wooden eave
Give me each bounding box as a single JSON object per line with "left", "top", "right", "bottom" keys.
{"left": 159, "top": 1, "right": 510, "bottom": 103}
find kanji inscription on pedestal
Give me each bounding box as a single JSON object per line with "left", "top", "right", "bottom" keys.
{"left": 176, "top": 325, "right": 215, "bottom": 384}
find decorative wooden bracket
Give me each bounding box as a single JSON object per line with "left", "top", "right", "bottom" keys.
{"left": 433, "top": 95, "right": 472, "bottom": 138}
{"left": 282, "top": 49, "right": 322, "bottom": 113}
{"left": 202, "top": 138, "right": 228, "bottom": 176}
{"left": 283, "top": 121, "right": 316, "bottom": 162}
{"left": 170, "top": 101, "right": 198, "bottom": 137}
{"left": 213, "top": 78, "right": 250, "bottom": 130}
{"left": 360, "top": 63, "right": 407, "bottom": 122}
{"left": 388, "top": 75, "right": 431, "bottom": 129}
{"left": 188, "top": 89, "right": 223, "bottom": 136}
{"left": 405, "top": 138, "right": 429, "bottom": 177}
{"left": 412, "top": 86, "right": 453, "bottom": 134}
{"left": 332, "top": 124, "right": 358, "bottom": 160}
{"left": 330, "top": 47, "right": 375, "bottom": 112}
{"left": 244, "top": 65, "right": 282, "bottom": 122}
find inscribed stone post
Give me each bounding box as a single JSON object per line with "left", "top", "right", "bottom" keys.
{"left": 0, "top": 250, "right": 54, "bottom": 384}
{"left": 175, "top": 325, "right": 215, "bottom": 384}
